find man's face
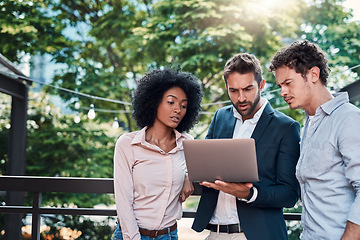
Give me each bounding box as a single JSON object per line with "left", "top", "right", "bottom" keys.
{"left": 275, "top": 66, "right": 312, "bottom": 110}
{"left": 226, "top": 72, "right": 264, "bottom": 121}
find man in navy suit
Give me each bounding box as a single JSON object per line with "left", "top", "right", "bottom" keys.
{"left": 192, "top": 53, "right": 300, "bottom": 240}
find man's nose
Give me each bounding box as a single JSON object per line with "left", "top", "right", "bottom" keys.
{"left": 280, "top": 87, "right": 287, "bottom": 97}
{"left": 238, "top": 91, "right": 246, "bottom": 102}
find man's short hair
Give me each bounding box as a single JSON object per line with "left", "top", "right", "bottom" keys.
{"left": 269, "top": 40, "right": 330, "bottom": 86}
{"left": 223, "top": 53, "right": 263, "bottom": 86}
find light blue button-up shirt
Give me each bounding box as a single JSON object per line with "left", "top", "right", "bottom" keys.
{"left": 297, "top": 92, "right": 360, "bottom": 239}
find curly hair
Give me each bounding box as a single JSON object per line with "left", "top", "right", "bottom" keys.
{"left": 269, "top": 40, "right": 331, "bottom": 86}
{"left": 132, "top": 68, "right": 203, "bottom": 132}
{"left": 223, "top": 53, "right": 263, "bottom": 86}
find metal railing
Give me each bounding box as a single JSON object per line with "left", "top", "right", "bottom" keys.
{"left": 0, "top": 175, "right": 301, "bottom": 240}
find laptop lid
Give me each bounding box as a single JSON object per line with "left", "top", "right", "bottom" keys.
{"left": 183, "top": 138, "right": 259, "bottom": 182}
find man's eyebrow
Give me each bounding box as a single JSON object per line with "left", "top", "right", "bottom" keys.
{"left": 278, "top": 79, "right": 290, "bottom": 86}
{"left": 228, "top": 84, "right": 254, "bottom": 90}
{"left": 236, "top": 84, "right": 255, "bottom": 90}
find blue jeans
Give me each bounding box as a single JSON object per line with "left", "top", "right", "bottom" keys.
{"left": 113, "top": 222, "right": 178, "bottom": 240}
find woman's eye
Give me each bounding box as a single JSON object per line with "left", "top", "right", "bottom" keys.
{"left": 167, "top": 101, "right": 174, "bottom": 104}
{"left": 182, "top": 105, "right": 187, "bottom": 109}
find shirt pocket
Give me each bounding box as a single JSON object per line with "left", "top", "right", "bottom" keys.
{"left": 303, "top": 142, "right": 337, "bottom": 175}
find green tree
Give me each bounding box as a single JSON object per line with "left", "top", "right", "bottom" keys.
{"left": 24, "top": 91, "right": 118, "bottom": 207}
{"left": 0, "top": 94, "right": 11, "bottom": 175}
{"left": 47, "top": 0, "right": 150, "bottom": 131}
{"left": 47, "top": 0, "right": 305, "bottom": 137}
{"left": 147, "top": 0, "right": 304, "bottom": 132}
{"left": 0, "top": 0, "right": 71, "bottom": 63}
{"left": 299, "top": 0, "right": 360, "bottom": 88}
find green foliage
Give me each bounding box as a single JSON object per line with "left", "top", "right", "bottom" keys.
{"left": 0, "top": 94, "right": 11, "bottom": 175}
{"left": 300, "top": 0, "right": 360, "bottom": 79}
{"left": 0, "top": 90, "right": 118, "bottom": 209}
{"left": 44, "top": 0, "right": 146, "bottom": 130}
{"left": 40, "top": 215, "right": 114, "bottom": 240}
{"left": 58, "top": 215, "right": 114, "bottom": 240}
{"left": 284, "top": 200, "right": 303, "bottom": 240}
{"left": 0, "top": 0, "right": 71, "bottom": 63}
{"left": 26, "top": 92, "right": 115, "bottom": 177}
{"left": 24, "top": 91, "right": 117, "bottom": 207}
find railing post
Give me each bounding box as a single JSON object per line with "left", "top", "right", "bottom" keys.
{"left": 32, "top": 192, "right": 41, "bottom": 240}
{"left": 4, "top": 191, "right": 24, "bottom": 240}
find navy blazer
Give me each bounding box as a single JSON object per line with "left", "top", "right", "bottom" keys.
{"left": 192, "top": 103, "right": 300, "bottom": 240}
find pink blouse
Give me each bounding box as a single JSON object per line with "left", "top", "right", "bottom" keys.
{"left": 113, "top": 127, "right": 193, "bottom": 240}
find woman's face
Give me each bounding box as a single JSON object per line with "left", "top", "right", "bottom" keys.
{"left": 154, "top": 86, "right": 188, "bottom": 129}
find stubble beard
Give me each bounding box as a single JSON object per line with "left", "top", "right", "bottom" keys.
{"left": 233, "top": 90, "right": 261, "bottom": 118}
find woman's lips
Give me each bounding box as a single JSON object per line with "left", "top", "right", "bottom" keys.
{"left": 170, "top": 116, "right": 180, "bottom": 122}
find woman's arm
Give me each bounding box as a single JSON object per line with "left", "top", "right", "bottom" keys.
{"left": 114, "top": 137, "right": 141, "bottom": 240}
{"left": 179, "top": 172, "right": 194, "bottom": 202}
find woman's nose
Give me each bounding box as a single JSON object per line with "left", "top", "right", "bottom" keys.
{"left": 174, "top": 105, "right": 181, "bottom": 113}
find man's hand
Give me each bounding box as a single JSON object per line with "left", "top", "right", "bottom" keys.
{"left": 341, "top": 221, "right": 360, "bottom": 240}
{"left": 179, "top": 173, "right": 194, "bottom": 202}
{"left": 200, "top": 180, "right": 253, "bottom": 199}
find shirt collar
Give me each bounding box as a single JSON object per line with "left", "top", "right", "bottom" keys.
{"left": 306, "top": 92, "right": 349, "bottom": 119}
{"left": 131, "top": 126, "right": 184, "bottom": 146}
{"left": 320, "top": 92, "right": 349, "bottom": 115}
{"left": 232, "top": 98, "right": 268, "bottom": 124}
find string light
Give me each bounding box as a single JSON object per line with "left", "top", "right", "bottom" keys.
{"left": 74, "top": 102, "right": 80, "bottom": 110}
{"left": 19, "top": 76, "right": 132, "bottom": 106}
{"left": 74, "top": 114, "right": 81, "bottom": 123}
{"left": 87, "top": 104, "right": 96, "bottom": 119}
{"left": 112, "top": 117, "right": 120, "bottom": 129}
{"left": 9, "top": 63, "right": 358, "bottom": 120}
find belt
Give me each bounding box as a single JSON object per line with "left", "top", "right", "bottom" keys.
{"left": 139, "top": 222, "right": 177, "bottom": 238}
{"left": 206, "top": 223, "right": 242, "bottom": 233}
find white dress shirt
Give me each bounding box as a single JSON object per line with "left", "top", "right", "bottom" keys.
{"left": 209, "top": 99, "right": 267, "bottom": 225}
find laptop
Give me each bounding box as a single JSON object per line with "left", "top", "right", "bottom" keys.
{"left": 183, "top": 138, "right": 259, "bottom": 182}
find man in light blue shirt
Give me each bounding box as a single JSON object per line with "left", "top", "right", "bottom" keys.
{"left": 270, "top": 40, "right": 360, "bottom": 240}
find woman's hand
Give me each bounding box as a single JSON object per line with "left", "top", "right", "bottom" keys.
{"left": 179, "top": 173, "right": 194, "bottom": 202}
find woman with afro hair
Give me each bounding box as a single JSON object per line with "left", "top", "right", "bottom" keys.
{"left": 113, "top": 67, "right": 203, "bottom": 240}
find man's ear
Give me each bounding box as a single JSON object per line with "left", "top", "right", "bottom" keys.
{"left": 259, "top": 79, "right": 265, "bottom": 91}
{"left": 308, "top": 66, "right": 320, "bottom": 83}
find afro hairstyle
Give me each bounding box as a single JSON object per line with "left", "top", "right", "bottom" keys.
{"left": 132, "top": 68, "right": 203, "bottom": 132}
